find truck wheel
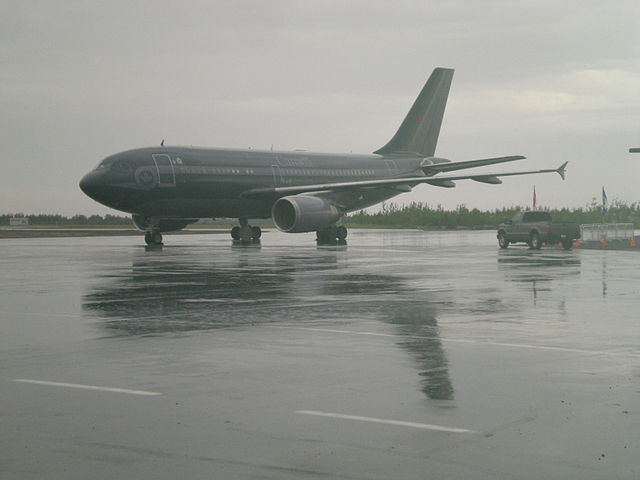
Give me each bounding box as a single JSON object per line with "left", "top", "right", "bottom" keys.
{"left": 498, "top": 231, "right": 509, "bottom": 249}
{"left": 529, "top": 231, "right": 542, "bottom": 250}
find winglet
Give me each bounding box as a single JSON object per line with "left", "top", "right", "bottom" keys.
{"left": 557, "top": 161, "right": 568, "bottom": 180}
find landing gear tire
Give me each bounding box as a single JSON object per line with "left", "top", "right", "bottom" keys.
{"left": 498, "top": 231, "right": 509, "bottom": 249}
{"left": 233, "top": 218, "right": 260, "bottom": 244}
{"left": 316, "top": 226, "right": 335, "bottom": 245}
{"left": 239, "top": 226, "right": 252, "bottom": 243}
{"left": 145, "top": 231, "right": 163, "bottom": 246}
{"left": 529, "top": 231, "right": 542, "bottom": 250}
{"left": 316, "top": 225, "right": 347, "bottom": 245}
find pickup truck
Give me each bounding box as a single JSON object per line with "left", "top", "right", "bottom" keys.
{"left": 497, "top": 211, "right": 580, "bottom": 250}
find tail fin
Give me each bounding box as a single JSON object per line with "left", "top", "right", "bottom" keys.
{"left": 375, "top": 67, "right": 454, "bottom": 157}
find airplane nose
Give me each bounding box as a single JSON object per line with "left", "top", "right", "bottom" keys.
{"left": 79, "top": 171, "right": 103, "bottom": 199}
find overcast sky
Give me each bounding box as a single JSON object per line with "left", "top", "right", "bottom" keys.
{"left": 2, "top": 0, "right": 639, "bottom": 216}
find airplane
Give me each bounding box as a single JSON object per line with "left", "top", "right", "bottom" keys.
{"left": 79, "top": 67, "right": 568, "bottom": 246}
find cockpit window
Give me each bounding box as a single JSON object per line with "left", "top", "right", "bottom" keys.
{"left": 95, "top": 158, "right": 114, "bottom": 171}
{"left": 94, "top": 158, "right": 132, "bottom": 172}
{"left": 113, "top": 160, "right": 133, "bottom": 172}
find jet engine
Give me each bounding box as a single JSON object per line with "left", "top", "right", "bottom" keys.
{"left": 131, "top": 214, "right": 196, "bottom": 233}
{"left": 272, "top": 195, "right": 341, "bottom": 233}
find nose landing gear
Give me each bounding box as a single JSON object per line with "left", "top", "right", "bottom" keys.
{"left": 316, "top": 225, "right": 348, "bottom": 245}
{"left": 144, "top": 230, "right": 163, "bottom": 246}
{"left": 231, "top": 218, "right": 261, "bottom": 244}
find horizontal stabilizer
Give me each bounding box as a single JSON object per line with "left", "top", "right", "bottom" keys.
{"left": 421, "top": 155, "right": 525, "bottom": 176}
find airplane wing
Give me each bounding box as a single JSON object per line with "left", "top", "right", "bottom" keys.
{"left": 241, "top": 162, "right": 568, "bottom": 199}
{"left": 421, "top": 155, "right": 525, "bottom": 175}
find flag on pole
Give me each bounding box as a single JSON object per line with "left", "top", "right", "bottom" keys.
{"left": 602, "top": 187, "right": 608, "bottom": 216}
{"left": 533, "top": 185, "right": 537, "bottom": 210}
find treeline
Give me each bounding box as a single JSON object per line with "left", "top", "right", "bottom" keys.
{"left": 345, "top": 198, "right": 640, "bottom": 229}
{"left": 4, "top": 198, "right": 639, "bottom": 228}
{"left": 1, "top": 213, "right": 132, "bottom": 226}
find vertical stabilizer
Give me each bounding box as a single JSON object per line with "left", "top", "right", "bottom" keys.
{"left": 375, "top": 68, "right": 454, "bottom": 157}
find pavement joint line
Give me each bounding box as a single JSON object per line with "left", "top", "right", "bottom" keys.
{"left": 11, "top": 379, "right": 162, "bottom": 396}
{"left": 296, "top": 410, "right": 476, "bottom": 433}
{"left": 279, "top": 326, "right": 640, "bottom": 359}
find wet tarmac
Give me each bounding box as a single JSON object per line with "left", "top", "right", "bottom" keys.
{"left": 1, "top": 229, "right": 639, "bottom": 479}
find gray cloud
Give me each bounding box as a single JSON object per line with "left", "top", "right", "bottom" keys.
{"left": 1, "top": 0, "right": 639, "bottom": 214}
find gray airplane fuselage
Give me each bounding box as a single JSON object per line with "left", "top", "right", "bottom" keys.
{"left": 79, "top": 68, "right": 566, "bottom": 244}
{"left": 80, "top": 146, "right": 422, "bottom": 219}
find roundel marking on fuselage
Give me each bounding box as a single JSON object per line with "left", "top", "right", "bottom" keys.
{"left": 135, "top": 167, "right": 157, "bottom": 189}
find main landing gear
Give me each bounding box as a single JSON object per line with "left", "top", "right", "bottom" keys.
{"left": 231, "top": 218, "right": 261, "bottom": 244}
{"left": 144, "top": 230, "right": 163, "bottom": 246}
{"left": 316, "top": 225, "right": 348, "bottom": 245}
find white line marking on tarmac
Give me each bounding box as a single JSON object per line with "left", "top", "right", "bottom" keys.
{"left": 296, "top": 410, "right": 476, "bottom": 433}
{"left": 286, "top": 327, "right": 640, "bottom": 359}
{"left": 12, "top": 379, "right": 162, "bottom": 396}
{"left": 0, "top": 310, "right": 84, "bottom": 318}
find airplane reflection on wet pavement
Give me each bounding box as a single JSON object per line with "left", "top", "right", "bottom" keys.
{"left": 83, "top": 246, "right": 455, "bottom": 401}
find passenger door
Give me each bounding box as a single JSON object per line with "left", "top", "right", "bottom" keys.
{"left": 384, "top": 159, "right": 399, "bottom": 176}
{"left": 152, "top": 154, "right": 176, "bottom": 187}
{"left": 271, "top": 165, "right": 284, "bottom": 186}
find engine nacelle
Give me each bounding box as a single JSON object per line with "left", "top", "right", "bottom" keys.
{"left": 272, "top": 195, "right": 341, "bottom": 233}
{"left": 132, "top": 214, "right": 196, "bottom": 233}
